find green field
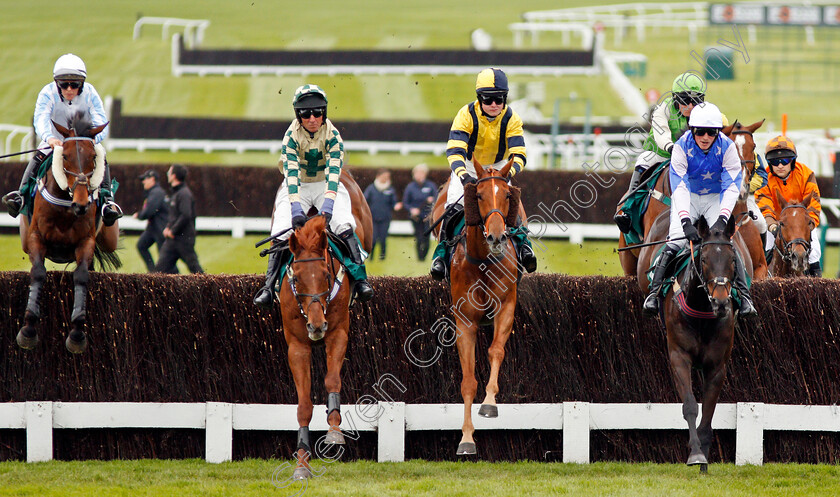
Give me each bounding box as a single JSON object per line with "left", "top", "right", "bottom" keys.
{"left": 0, "top": 460, "right": 838, "bottom": 496}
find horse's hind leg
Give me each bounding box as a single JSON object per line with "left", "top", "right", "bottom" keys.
{"left": 669, "top": 348, "right": 706, "bottom": 466}
{"left": 66, "top": 241, "right": 95, "bottom": 354}
{"left": 479, "top": 300, "right": 516, "bottom": 419}
{"left": 455, "top": 318, "right": 479, "bottom": 456}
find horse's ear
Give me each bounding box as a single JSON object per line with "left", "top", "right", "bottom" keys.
{"left": 802, "top": 192, "right": 813, "bottom": 209}
{"left": 725, "top": 213, "right": 737, "bottom": 238}
{"left": 473, "top": 158, "right": 486, "bottom": 179}
{"left": 722, "top": 121, "right": 735, "bottom": 137}
{"left": 52, "top": 120, "right": 71, "bottom": 138}
{"left": 89, "top": 122, "right": 109, "bottom": 138}
{"left": 288, "top": 233, "right": 299, "bottom": 254}
{"left": 696, "top": 216, "right": 710, "bottom": 239}
{"left": 775, "top": 190, "right": 788, "bottom": 209}
{"left": 746, "top": 119, "right": 765, "bottom": 133}
{"left": 498, "top": 158, "right": 513, "bottom": 178}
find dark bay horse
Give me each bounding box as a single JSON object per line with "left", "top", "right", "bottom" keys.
{"left": 430, "top": 159, "right": 522, "bottom": 456}
{"left": 641, "top": 212, "right": 741, "bottom": 472}
{"left": 16, "top": 114, "right": 120, "bottom": 354}
{"left": 275, "top": 171, "right": 372, "bottom": 480}
{"left": 768, "top": 192, "right": 816, "bottom": 277}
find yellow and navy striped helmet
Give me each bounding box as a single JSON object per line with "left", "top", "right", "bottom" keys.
{"left": 765, "top": 135, "right": 797, "bottom": 160}
{"left": 475, "top": 68, "right": 509, "bottom": 96}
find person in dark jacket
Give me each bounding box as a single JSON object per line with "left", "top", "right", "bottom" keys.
{"left": 154, "top": 164, "right": 204, "bottom": 274}
{"left": 363, "top": 169, "right": 397, "bottom": 260}
{"left": 133, "top": 170, "right": 169, "bottom": 272}
{"left": 401, "top": 163, "right": 437, "bottom": 261}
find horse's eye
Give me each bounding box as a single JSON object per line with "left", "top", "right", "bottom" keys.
{"left": 475, "top": 193, "right": 482, "bottom": 200}
{"left": 506, "top": 192, "right": 512, "bottom": 199}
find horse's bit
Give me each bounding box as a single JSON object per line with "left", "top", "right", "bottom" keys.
{"left": 287, "top": 246, "right": 345, "bottom": 321}
{"left": 774, "top": 204, "right": 811, "bottom": 262}
{"left": 690, "top": 240, "right": 736, "bottom": 303}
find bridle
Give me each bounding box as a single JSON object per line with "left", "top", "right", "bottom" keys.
{"left": 475, "top": 175, "right": 510, "bottom": 240}
{"left": 62, "top": 136, "right": 96, "bottom": 195}
{"left": 689, "top": 239, "right": 736, "bottom": 303}
{"left": 729, "top": 128, "right": 757, "bottom": 168}
{"left": 774, "top": 204, "right": 811, "bottom": 263}
{"left": 286, "top": 245, "right": 345, "bottom": 321}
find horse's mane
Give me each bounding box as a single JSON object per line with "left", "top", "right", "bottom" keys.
{"left": 67, "top": 110, "right": 95, "bottom": 138}
{"left": 295, "top": 216, "right": 328, "bottom": 250}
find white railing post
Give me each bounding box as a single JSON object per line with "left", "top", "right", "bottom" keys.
{"left": 206, "top": 402, "right": 233, "bottom": 463}
{"left": 377, "top": 402, "right": 405, "bottom": 462}
{"left": 25, "top": 401, "right": 53, "bottom": 462}
{"left": 563, "top": 401, "right": 590, "bottom": 463}
{"left": 735, "top": 402, "right": 764, "bottom": 466}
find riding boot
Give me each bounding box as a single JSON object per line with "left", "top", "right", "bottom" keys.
{"left": 99, "top": 162, "right": 123, "bottom": 226}
{"left": 430, "top": 208, "right": 456, "bottom": 281}
{"left": 2, "top": 151, "right": 46, "bottom": 218}
{"left": 511, "top": 227, "right": 537, "bottom": 273}
{"left": 808, "top": 262, "right": 822, "bottom": 278}
{"left": 614, "top": 167, "right": 644, "bottom": 234}
{"left": 339, "top": 228, "right": 374, "bottom": 302}
{"left": 643, "top": 246, "right": 677, "bottom": 315}
{"left": 733, "top": 253, "right": 757, "bottom": 317}
{"left": 253, "top": 248, "right": 285, "bottom": 308}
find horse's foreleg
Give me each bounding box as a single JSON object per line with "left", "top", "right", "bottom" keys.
{"left": 698, "top": 361, "right": 729, "bottom": 463}
{"left": 323, "top": 320, "right": 349, "bottom": 445}
{"left": 669, "top": 347, "right": 706, "bottom": 466}
{"left": 66, "top": 240, "right": 95, "bottom": 354}
{"left": 455, "top": 317, "right": 479, "bottom": 456}
{"left": 287, "top": 337, "right": 316, "bottom": 479}
{"left": 479, "top": 299, "right": 516, "bottom": 419}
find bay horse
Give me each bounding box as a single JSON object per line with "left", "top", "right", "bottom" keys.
{"left": 767, "top": 191, "right": 816, "bottom": 277}
{"left": 641, "top": 212, "right": 741, "bottom": 473}
{"left": 16, "top": 113, "right": 120, "bottom": 354}
{"left": 274, "top": 171, "right": 372, "bottom": 480}
{"left": 430, "top": 158, "right": 521, "bottom": 456}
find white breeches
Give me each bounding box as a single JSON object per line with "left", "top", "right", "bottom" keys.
{"left": 270, "top": 180, "right": 356, "bottom": 240}
{"left": 667, "top": 193, "right": 721, "bottom": 251}
{"left": 747, "top": 196, "right": 767, "bottom": 233}
{"left": 634, "top": 151, "right": 668, "bottom": 171}
{"left": 765, "top": 226, "right": 821, "bottom": 264}
{"left": 445, "top": 159, "right": 509, "bottom": 208}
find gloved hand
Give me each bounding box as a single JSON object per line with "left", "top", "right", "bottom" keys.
{"left": 320, "top": 198, "right": 334, "bottom": 225}
{"left": 681, "top": 218, "right": 701, "bottom": 243}
{"left": 460, "top": 175, "right": 477, "bottom": 187}
{"left": 291, "top": 202, "right": 306, "bottom": 229}
{"left": 665, "top": 143, "right": 674, "bottom": 154}
{"left": 711, "top": 215, "right": 728, "bottom": 233}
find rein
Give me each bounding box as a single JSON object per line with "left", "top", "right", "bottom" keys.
{"left": 464, "top": 175, "right": 514, "bottom": 265}
{"left": 774, "top": 204, "right": 811, "bottom": 262}
{"left": 287, "top": 245, "right": 345, "bottom": 321}
{"left": 38, "top": 136, "right": 97, "bottom": 208}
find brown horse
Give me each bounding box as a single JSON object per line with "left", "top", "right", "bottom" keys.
{"left": 431, "top": 159, "right": 521, "bottom": 456}
{"left": 648, "top": 212, "right": 740, "bottom": 472}
{"left": 768, "top": 192, "right": 816, "bottom": 277}
{"left": 15, "top": 113, "right": 120, "bottom": 354}
{"left": 275, "top": 171, "right": 372, "bottom": 480}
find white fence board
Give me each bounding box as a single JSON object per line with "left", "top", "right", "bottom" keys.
{"left": 405, "top": 403, "right": 564, "bottom": 431}
{"left": 590, "top": 403, "right": 737, "bottom": 430}
{"left": 52, "top": 402, "right": 205, "bottom": 428}
{"left": 0, "top": 403, "right": 26, "bottom": 429}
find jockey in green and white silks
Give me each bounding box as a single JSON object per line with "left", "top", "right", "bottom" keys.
{"left": 642, "top": 102, "right": 755, "bottom": 317}
{"left": 253, "top": 84, "right": 373, "bottom": 307}
{"left": 429, "top": 68, "right": 537, "bottom": 280}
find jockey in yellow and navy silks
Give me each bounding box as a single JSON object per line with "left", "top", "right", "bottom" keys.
{"left": 253, "top": 84, "right": 373, "bottom": 307}
{"left": 429, "top": 68, "right": 536, "bottom": 280}
{"left": 642, "top": 102, "right": 756, "bottom": 317}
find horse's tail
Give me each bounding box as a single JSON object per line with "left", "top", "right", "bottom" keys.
{"left": 94, "top": 242, "right": 122, "bottom": 271}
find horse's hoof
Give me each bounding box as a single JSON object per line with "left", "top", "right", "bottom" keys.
{"left": 292, "top": 466, "right": 312, "bottom": 480}
{"left": 686, "top": 452, "right": 708, "bottom": 466}
{"left": 456, "top": 442, "right": 476, "bottom": 456}
{"left": 324, "top": 428, "right": 345, "bottom": 445}
{"left": 16, "top": 326, "right": 39, "bottom": 350}
{"left": 478, "top": 404, "right": 498, "bottom": 418}
{"left": 65, "top": 330, "right": 88, "bottom": 354}
{"left": 700, "top": 463, "right": 709, "bottom": 474}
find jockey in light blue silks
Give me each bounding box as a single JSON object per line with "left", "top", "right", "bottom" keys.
{"left": 643, "top": 102, "right": 756, "bottom": 317}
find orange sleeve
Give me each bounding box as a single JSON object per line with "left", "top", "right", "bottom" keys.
{"left": 755, "top": 181, "right": 777, "bottom": 221}
{"left": 803, "top": 169, "right": 821, "bottom": 226}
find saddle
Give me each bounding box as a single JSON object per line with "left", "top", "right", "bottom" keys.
{"left": 622, "top": 162, "right": 671, "bottom": 245}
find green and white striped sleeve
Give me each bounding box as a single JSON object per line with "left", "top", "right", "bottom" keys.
{"left": 282, "top": 130, "right": 301, "bottom": 203}
{"left": 324, "top": 128, "right": 344, "bottom": 200}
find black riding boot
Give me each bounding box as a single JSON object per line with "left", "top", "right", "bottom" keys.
{"left": 430, "top": 209, "right": 456, "bottom": 281}
{"left": 614, "top": 167, "right": 644, "bottom": 234}
{"left": 519, "top": 242, "right": 537, "bottom": 273}
{"left": 99, "top": 162, "right": 123, "bottom": 226}
{"left": 643, "top": 246, "right": 678, "bottom": 315}
{"left": 808, "top": 261, "right": 822, "bottom": 278}
{"left": 340, "top": 229, "right": 374, "bottom": 302}
{"left": 733, "top": 253, "right": 757, "bottom": 317}
{"left": 253, "top": 247, "right": 285, "bottom": 308}
{"left": 2, "top": 152, "right": 46, "bottom": 218}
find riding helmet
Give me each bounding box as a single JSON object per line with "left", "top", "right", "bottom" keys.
{"left": 688, "top": 102, "right": 723, "bottom": 129}
{"left": 765, "top": 135, "right": 798, "bottom": 162}
{"left": 475, "top": 68, "right": 509, "bottom": 97}
{"left": 53, "top": 53, "right": 87, "bottom": 80}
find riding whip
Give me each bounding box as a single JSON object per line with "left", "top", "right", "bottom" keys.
{"left": 616, "top": 236, "right": 686, "bottom": 252}
{"left": 424, "top": 193, "right": 464, "bottom": 237}
{"left": 0, "top": 147, "right": 51, "bottom": 160}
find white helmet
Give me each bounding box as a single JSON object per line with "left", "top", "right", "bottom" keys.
{"left": 53, "top": 53, "right": 87, "bottom": 79}
{"left": 688, "top": 102, "right": 723, "bottom": 128}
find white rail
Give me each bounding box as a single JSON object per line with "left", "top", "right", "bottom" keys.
{"left": 0, "top": 124, "right": 34, "bottom": 162}
{"left": 5, "top": 401, "right": 839, "bottom": 464}
{"left": 133, "top": 17, "right": 209, "bottom": 48}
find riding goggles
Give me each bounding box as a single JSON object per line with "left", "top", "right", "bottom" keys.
{"left": 674, "top": 92, "right": 704, "bottom": 106}
{"left": 478, "top": 94, "right": 506, "bottom": 105}
{"left": 57, "top": 80, "right": 82, "bottom": 90}
{"left": 768, "top": 156, "right": 795, "bottom": 167}
{"left": 298, "top": 108, "right": 324, "bottom": 119}
{"left": 692, "top": 127, "right": 719, "bottom": 138}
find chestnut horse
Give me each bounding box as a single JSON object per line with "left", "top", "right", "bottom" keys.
{"left": 274, "top": 171, "right": 372, "bottom": 480}
{"left": 15, "top": 113, "right": 120, "bottom": 354}
{"left": 617, "top": 165, "right": 671, "bottom": 277}
{"left": 646, "top": 212, "right": 741, "bottom": 473}
{"left": 768, "top": 192, "right": 816, "bottom": 277}
{"left": 430, "top": 159, "right": 522, "bottom": 456}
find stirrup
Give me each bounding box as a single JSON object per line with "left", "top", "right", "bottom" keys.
{"left": 101, "top": 201, "right": 123, "bottom": 226}
{"left": 430, "top": 257, "right": 447, "bottom": 281}
{"left": 3, "top": 191, "right": 23, "bottom": 218}
{"left": 643, "top": 292, "right": 660, "bottom": 315}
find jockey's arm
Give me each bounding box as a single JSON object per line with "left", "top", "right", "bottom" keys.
{"left": 33, "top": 85, "right": 57, "bottom": 144}
{"left": 504, "top": 113, "right": 527, "bottom": 178}
{"left": 755, "top": 182, "right": 778, "bottom": 225}
{"left": 803, "top": 166, "right": 822, "bottom": 226}
{"left": 668, "top": 144, "right": 691, "bottom": 221}
{"left": 85, "top": 85, "right": 109, "bottom": 144}
{"left": 446, "top": 105, "right": 474, "bottom": 180}
{"left": 649, "top": 101, "right": 675, "bottom": 152}
{"left": 718, "top": 144, "right": 742, "bottom": 221}
{"left": 321, "top": 128, "right": 345, "bottom": 209}
{"left": 281, "top": 131, "right": 302, "bottom": 206}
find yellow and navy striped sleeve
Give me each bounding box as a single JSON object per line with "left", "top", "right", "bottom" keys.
{"left": 324, "top": 127, "right": 344, "bottom": 200}
{"left": 281, "top": 128, "right": 301, "bottom": 203}
{"left": 505, "top": 112, "right": 526, "bottom": 176}
{"left": 446, "top": 105, "right": 473, "bottom": 179}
